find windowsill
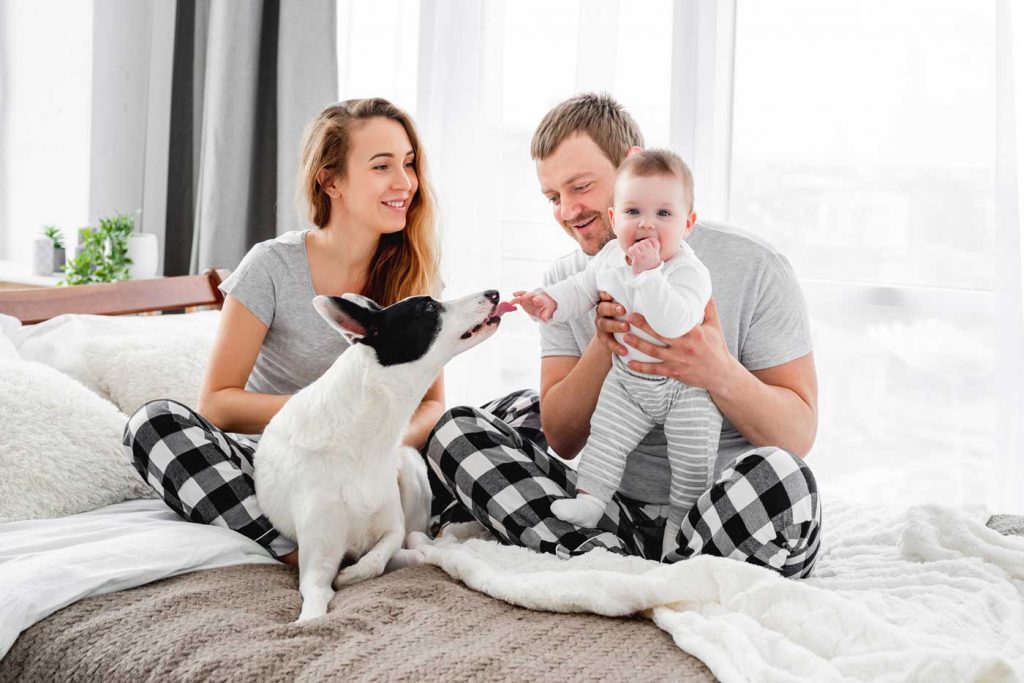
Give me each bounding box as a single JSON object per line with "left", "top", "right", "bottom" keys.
{"left": 0, "top": 260, "right": 63, "bottom": 288}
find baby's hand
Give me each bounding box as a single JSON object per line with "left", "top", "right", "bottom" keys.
{"left": 512, "top": 289, "right": 558, "bottom": 322}
{"left": 627, "top": 238, "right": 661, "bottom": 275}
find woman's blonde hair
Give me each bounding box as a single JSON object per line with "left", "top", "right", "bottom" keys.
{"left": 297, "top": 98, "right": 440, "bottom": 306}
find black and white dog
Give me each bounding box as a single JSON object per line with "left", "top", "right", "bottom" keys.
{"left": 254, "top": 290, "right": 512, "bottom": 622}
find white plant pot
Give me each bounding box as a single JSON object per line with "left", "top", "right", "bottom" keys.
{"left": 32, "top": 235, "right": 54, "bottom": 276}
{"left": 127, "top": 233, "right": 159, "bottom": 279}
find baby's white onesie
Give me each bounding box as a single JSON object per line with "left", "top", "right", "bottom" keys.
{"left": 542, "top": 239, "right": 721, "bottom": 558}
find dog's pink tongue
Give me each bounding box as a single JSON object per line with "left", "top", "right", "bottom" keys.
{"left": 495, "top": 301, "right": 517, "bottom": 317}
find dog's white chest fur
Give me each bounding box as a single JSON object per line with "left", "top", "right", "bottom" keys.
{"left": 252, "top": 290, "right": 505, "bottom": 623}
{"left": 256, "top": 345, "right": 406, "bottom": 557}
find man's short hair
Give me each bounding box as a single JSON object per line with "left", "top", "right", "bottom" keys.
{"left": 531, "top": 92, "right": 644, "bottom": 167}
{"left": 618, "top": 149, "right": 695, "bottom": 212}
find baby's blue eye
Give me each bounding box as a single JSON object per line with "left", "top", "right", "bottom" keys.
{"left": 658, "top": 209, "right": 672, "bottom": 217}
{"left": 625, "top": 208, "right": 639, "bottom": 215}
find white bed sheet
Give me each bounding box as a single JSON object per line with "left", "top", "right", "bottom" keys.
{"left": 0, "top": 498, "right": 276, "bottom": 658}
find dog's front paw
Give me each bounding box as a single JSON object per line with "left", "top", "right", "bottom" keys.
{"left": 333, "top": 555, "right": 388, "bottom": 589}
{"left": 406, "top": 530, "right": 433, "bottom": 549}
{"left": 295, "top": 604, "right": 328, "bottom": 623}
{"left": 385, "top": 548, "right": 425, "bottom": 572}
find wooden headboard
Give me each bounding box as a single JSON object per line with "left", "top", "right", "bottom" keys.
{"left": 0, "top": 269, "right": 231, "bottom": 324}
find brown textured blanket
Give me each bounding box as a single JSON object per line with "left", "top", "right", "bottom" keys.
{"left": 0, "top": 564, "right": 714, "bottom": 682}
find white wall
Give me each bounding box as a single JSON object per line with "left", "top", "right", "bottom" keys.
{"left": 88, "top": 0, "right": 152, "bottom": 235}
{"left": 0, "top": 0, "right": 92, "bottom": 263}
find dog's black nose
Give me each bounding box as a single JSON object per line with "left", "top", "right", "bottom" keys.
{"left": 484, "top": 290, "right": 499, "bottom": 303}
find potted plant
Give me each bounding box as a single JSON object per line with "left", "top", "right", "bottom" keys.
{"left": 61, "top": 213, "right": 136, "bottom": 285}
{"left": 33, "top": 225, "right": 66, "bottom": 276}
{"left": 126, "top": 209, "right": 159, "bottom": 279}
{"left": 42, "top": 226, "right": 65, "bottom": 273}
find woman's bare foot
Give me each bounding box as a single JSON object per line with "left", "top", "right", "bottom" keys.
{"left": 280, "top": 548, "right": 299, "bottom": 567}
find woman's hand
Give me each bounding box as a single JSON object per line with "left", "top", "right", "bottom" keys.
{"left": 512, "top": 289, "right": 558, "bottom": 322}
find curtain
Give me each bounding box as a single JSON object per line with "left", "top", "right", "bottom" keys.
{"left": 416, "top": 0, "right": 506, "bottom": 406}
{"left": 163, "top": 0, "right": 337, "bottom": 276}
{"left": 996, "top": 0, "right": 1024, "bottom": 511}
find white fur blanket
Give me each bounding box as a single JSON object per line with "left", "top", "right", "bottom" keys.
{"left": 419, "top": 501, "right": 1024, "bottom": 682}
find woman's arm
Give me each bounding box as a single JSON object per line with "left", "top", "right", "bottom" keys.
{"left": 197, "top": 295, "right": 290, "bottom": 434}
{"left": 402, "top": 373, "right": 445, "bottom": 450}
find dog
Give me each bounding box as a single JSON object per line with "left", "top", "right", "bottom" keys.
{"left": 254, "top": 289, "right": 513, "bottom": 622}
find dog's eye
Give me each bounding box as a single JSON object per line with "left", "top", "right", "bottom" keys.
{"left": 424, "top": 302, "right": 436, "bottom": 313}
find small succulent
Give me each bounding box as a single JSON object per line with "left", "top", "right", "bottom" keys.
{"left": 42, "top": 225, "right": 64, "bottom": 250}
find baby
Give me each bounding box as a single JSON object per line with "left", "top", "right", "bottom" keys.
{"left": 514, "top": 149, "right": 714, "bottom": 559}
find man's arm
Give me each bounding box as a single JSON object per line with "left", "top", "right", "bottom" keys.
{"left": 617, "top": 298, "right": 818, "bottom": 457}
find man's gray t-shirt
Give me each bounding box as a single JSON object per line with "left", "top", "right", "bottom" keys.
{"left": 540, "top": 220, "right": 813, "bottom": 505}
{"left": 218, "top": 230, "right": 350, "bottom": 397}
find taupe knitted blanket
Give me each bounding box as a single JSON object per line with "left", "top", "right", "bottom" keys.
{"left": 0, "top": 564, "right": 713, "bottom": 682}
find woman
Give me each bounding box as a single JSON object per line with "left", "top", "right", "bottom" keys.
{"left": 123, "top": 98, "right": 442, "bottom": 566}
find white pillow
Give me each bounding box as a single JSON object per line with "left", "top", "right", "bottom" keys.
{"left": 0, "top": 359, "right": 155, "bottom": 523}
{"left": 82, "top": 333, "right": 214, "bottom": 415}
{"left": 11, "top": 311, "right": 220, "bottom": 408}
{"left": 0, "top": 313, "right": 20, "bottom": 360}
{"left": 11, "top": 311, "right": 220, "bottom": 394}
{"left": 0, "top": 332, "right": 18, "bottom": 361}
{"left": 0, "top": 313, "right": 21, "bottom": 338}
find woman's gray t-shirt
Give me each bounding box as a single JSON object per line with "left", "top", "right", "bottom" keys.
{"left": 218, "top": 230, "right": 350, "bottom": 396}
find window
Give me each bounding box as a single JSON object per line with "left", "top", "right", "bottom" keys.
{"left": 729, "top": 0, "right": 999, "bottom": 506}
{"left": 336, "top": 0, "right": 419, "bottom": 110}
{"left": 497, "top": 0, "right": 675, "bottom": 395}
{"left": 0, "top": 0, "right": 93, "bottom": 266}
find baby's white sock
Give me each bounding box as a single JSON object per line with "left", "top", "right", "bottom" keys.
{"left": 551, "top": 493, "right": 605, "bottom": 527}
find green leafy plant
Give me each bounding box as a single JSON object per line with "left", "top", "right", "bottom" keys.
{"left": 41, "top": 225, "right": 64, "bottom": 249}
{"left": 60, "top": 212, "right": 136, "bottom": 285}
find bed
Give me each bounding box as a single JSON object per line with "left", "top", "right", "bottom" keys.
{"left": 1, "top": 274, "right": 1022, "bottom": 683}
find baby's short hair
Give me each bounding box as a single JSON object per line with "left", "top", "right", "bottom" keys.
{"left": 617, "top": 149, "right": 694, "bottom": 212}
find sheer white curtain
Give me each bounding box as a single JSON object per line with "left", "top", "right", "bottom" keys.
{"left": 413, "top": 0, "right": 676, "bottom": 407}
{"left": 718, "top": 0, "right": 1023, "bottom": 511}
{"left": 415, "top": 0, "right": 505, "bottom": 407}
{"left": 360, "top": 1, "right": 1023, "bottom": 510}
{"left": 996, "top": 0, "right": 1024, "bottom": 511}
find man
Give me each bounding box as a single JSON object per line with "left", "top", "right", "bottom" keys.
{"left": 425, "top": 93, "right": 821, "bottom": 577}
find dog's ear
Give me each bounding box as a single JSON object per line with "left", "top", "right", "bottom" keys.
{"left": 339, "top": 293, "right": 383, "bottom": 312}
{"left": 313, "top": 295, "right": 379, "bottom": 343}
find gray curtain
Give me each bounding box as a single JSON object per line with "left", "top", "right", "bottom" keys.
{"left": 164, "top": 0, "right": 337, "bottom": 276}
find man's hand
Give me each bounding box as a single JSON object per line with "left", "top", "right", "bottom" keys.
{"left": 595, "top": 291, "right": 629, "bottom": 356}
{"left": 512, "top": 289, "right": 558, "bottom": 322}
{"left": 623, "top": 297, "right": 740, "bottom": 394}
{"left": 626, "top": 238, "right": 661, "bottom": 275}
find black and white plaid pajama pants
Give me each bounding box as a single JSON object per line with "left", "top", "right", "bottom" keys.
{"left": 426, "top": 389, "right": 821, "bottom": 578}
{"left": 123, "top": 399, "right": 297, "bottom": 558}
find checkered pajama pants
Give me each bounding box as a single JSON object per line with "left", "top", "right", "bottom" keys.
{"left": 426, "top": 389, "right": 822, "bottom": 578}
{"left": 122, "top": 399, "right": 297, "bottom": 558}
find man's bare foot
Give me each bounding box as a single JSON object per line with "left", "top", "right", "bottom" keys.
{"left": 280, "top": 549, "right": 299, "bottom": 567}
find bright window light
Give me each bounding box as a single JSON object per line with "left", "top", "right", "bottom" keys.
{"left": 730, "top": 0, "right": 998, "bottom": 507}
